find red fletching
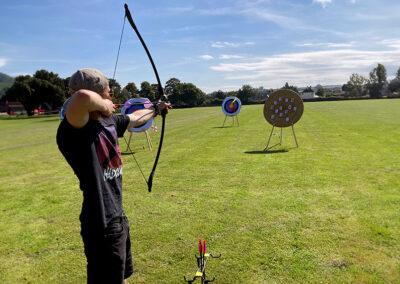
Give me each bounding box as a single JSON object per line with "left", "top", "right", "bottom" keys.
{"left": 198, "top": 239, "right": 203, "bottom": 254}
{"left": 203, "top": 240, "right": 207, "bottom": 254}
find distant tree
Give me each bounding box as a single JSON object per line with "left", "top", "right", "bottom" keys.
{"left": 389, "top": 67, "right": 400, "bottom": 94}
{"left": 64, "top": 77, "right": 71, "bottom": 96}
{"left": 237, "top": 85, "right": 256, "bottom": 104}
{"left": 165, "top": 78, "right": 181, "bottom": 97}
{"left": 375, "top": 63, "right": 387, "bottom": 84}
{"left": 303, "top": 86, "right": 313, "bottom": 93}
{"left": 32, "top": 70, "right": 65, "bottom": 108}
{"left": 34, "top": 70, "right": 64, "bottom": 87}
{"left": 123, "top": 82, "right": 139, "bottom": 98}
{"left": 139, "top": 81, "right": 156, "bottom": 101}
{"left": 367, "top": 63, "right": 387, "bottom": 98}
{"left": 5, "top": 78, "right": 34, "bottom": 115}
{"left": 5, "top": 71, "right": 66, "bottom": 115}
{"left": 227, "top": 90, "right": 238, "bottom": 97}
{"left": 254, "top": 86, "right": 269, "bottom": 101}
{"left": 163, "top": 78, "right": 181, "bottom": 105}
{"left": 389, "top": 78, "right": 400, "bottom": 93}
{"left": 151, "top": 84, "right": 160, "bottom": 100}
{"left": 108, "top": 79, "right": 126, "bottom": 104}
{"left": 345, "top": 73, "right": 367, "bottom": 97}
{"left": 282, "top": 82, "right": 299, "bottom": 93}
{"left": 315, "top": 85, "right": 325, "bottom": 97}
{"left": 210, "top": 90, "right": 226, "bottom": 100}
{"left": 30, "top": 77, "right": 65, "bottom": 108}
{"left": 178, "top": 83, "right": 205, "bottom": 107}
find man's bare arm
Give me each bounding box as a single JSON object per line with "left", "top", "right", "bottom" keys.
{"left": 127, "top": 108, "right": 155, "bottom": 129}
{"left": 65, "top": 90, "right": 115, "bottom": 128}
{"left": 126, "top": 101, "right": 172, "bottom": 129}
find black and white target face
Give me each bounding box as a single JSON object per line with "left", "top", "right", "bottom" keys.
{"left": 264, "top": 89, "right": 304, "bottom": 128}
{"left": 222, "top": 96, "right": 241, "bottom": 116}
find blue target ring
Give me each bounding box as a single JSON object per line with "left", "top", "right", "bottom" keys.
{"left": 222, "top": 96, "right": 241, "bottom": 116}
{"left": 121, "top": 98, "right": 154, "bottom": 132}
{"left": 59, "top": 97, "right": 71, "bottom": 120}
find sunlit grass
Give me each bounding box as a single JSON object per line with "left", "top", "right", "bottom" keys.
{"left": 0, "top": 99, "right": 399, "bottom": 283}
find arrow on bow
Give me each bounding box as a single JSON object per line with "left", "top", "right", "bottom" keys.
{"left": 114, "top": 3, "right": 168, "bottom": 192}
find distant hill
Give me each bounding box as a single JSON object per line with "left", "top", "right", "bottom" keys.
{"left": 0, "top": 73, "right": 14, "bottom": 98}
{"left": 0, "top": 72, "right": 14, "bottom": 83}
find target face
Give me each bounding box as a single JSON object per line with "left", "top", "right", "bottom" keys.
{"left": 59, "top": 97, "right": 71, "bottom": 120}
{"left": 121, "top": 98, "right": 154, "bottom": 132}
{"left": 222, "top": 96, "right": 241, "bottom": 116}
{"left": 264, "top": 89, "right": 303, "bottom": 128}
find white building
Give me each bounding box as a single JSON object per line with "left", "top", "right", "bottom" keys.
{"left": 300, "top": 89, "right": 318, "bottom": 99}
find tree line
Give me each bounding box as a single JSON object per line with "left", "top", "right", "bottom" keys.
{"left": 342, "top": 64, "right": 400, "bottom": 98}
{"left": 1, "top": 63, "right": 399, "bottom": 115}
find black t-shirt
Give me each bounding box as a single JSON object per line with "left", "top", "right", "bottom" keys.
{"left": 56, "top": 114, "right": 130, "bottom": 230}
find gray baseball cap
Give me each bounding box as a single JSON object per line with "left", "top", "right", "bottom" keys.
{"left": 69, "top": 68, "right": 109, "bottom": 95}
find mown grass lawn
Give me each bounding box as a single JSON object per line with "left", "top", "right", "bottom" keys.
{"left": 0, "top": 99, "right": 399, "bottom": 283}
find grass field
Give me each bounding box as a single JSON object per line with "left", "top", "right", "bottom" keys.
{"left": 0, "top": 99, "right": 399, "bottom": 283}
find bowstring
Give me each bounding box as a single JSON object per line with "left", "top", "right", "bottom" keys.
{"left": 123, "top": 135, "right": 148, "bottom": 184}
{"left": 113, "top": 16, "right": 126, "bottom": 81}
{"left": 113, "top": 14, "right": 148, "bottom": 185}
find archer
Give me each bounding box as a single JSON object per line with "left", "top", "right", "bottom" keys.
{"left": 56, "top": 68, "right": 170, "bottom": 282}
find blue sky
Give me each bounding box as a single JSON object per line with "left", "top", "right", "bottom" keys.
{"left": 1, "top": 0, "right": 400, "bottom": 92}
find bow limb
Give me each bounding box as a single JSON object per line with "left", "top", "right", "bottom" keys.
{"left": 124, "top": 3, "right": 167, "bottom": 192}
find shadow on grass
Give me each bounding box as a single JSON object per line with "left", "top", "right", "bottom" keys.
{"left": 211, "top": 126, "right": 238, "bottom": 129}
{"left": 244, "top": 149, "right": 288, "bottom": 154}
{"left": 121, "top": 148, "right": 149, "bottom": 155}
{"left": 121, "top": 151, "right": 137, "bottom": 156}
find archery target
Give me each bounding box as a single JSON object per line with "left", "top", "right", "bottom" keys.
{"left": 264, "top": 89, "right": 303, "bottom": 128}
{"left": 59, "top": 97, "right": 71, "bottom": 120}
{"left": 222, "top": 96, "right": 241, "bottom": 116}
{"left": 121, "top": 98, "right": 154, "bottom": 132}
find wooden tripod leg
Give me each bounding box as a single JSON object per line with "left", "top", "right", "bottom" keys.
{"left": 145, "top": 130, "right": 152, "bottom": 151}
{"left": 236, "top": 115, "right": 239, "bottom": 126}
{"left": 291, "top": 124, "right": 298, "bottom": 148}
{"left": 264, "top": 125, "right": 275, "bottom": 151}
{"left": 222, "top": 115, "right": 228, "bottom": 127}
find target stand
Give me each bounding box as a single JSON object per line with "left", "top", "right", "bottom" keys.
{"left": 222, "top": 114, "right": 239, "bottom": 127}
{"left": 124, "top": 130, "right": 153, "bottom": 152}
{"left": 121, "top": 98, "right": 156, "bottom": 152}
{"left": 221, "top": 96, "right": 241, "bottom": 127}
{"left": 263, "top": 89, "right": 303, "bottom": 151}
{"left": 264, "top": 123, "right": 299, "bottom": 151}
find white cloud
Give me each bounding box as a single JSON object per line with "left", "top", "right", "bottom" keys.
{"left": 199, "top": 55, "right": 214, "bottom": 60}
{"left": 166, "top": 6, "right": 194, "bottom": 14}
{"left": 210, "top": 44, "right": 400, "bottom": 87}
{"left": 243, "top": 8, "right": 303, "bottom": 28}
{"left": 211, "top": 41, "right": 240, "bottom": 48}
{"left": 220, "top": 54, "right": 244, "bottom": 60}
{"left": 296, "top": 42, "right": 355, "bottom": 48}
{"left": 211, "top": 41, "right": 254, "bottom": 49}
{"left": 0, "top": 58, "right": 7, "bottom": 67}
{"left": 200, "top": 84, "right": 242, "bottom": 93}
{"left": 381, "top": 39, "right": 400, "bottom": 49}
{"left": 313, "top": 0, "right": 332, "bottom": 7}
